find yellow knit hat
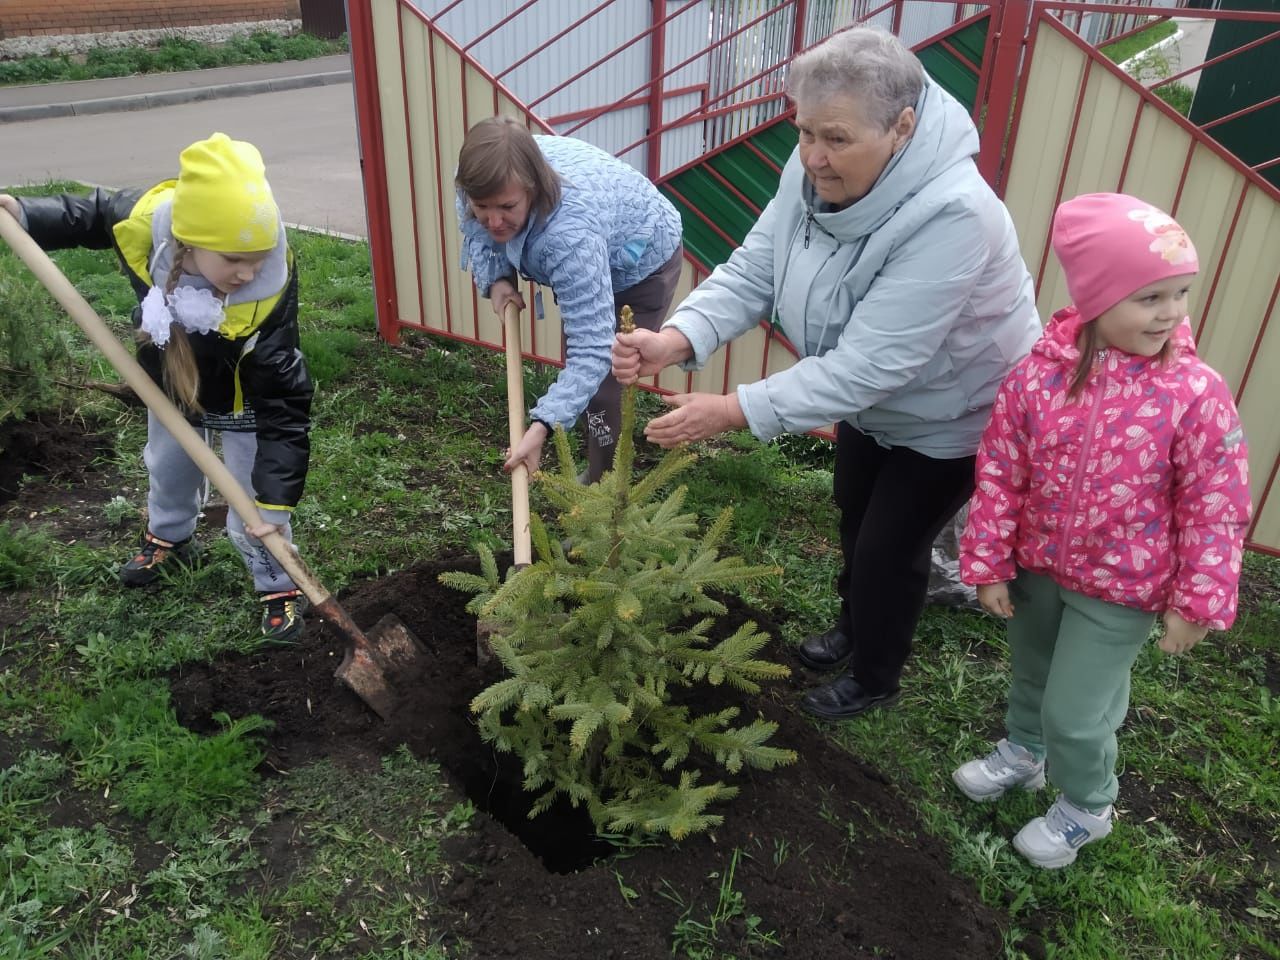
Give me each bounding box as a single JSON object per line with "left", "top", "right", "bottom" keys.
{"left": 171, "top": 133, "right": 279, "bottom": 252}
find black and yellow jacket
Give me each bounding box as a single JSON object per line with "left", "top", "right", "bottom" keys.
{"left": 18, "top": 184, "right": 313, "bottom": 513}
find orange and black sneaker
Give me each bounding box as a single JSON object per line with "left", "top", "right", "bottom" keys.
{"left": 118, "top": 531, "right": 199, "bottom": 587}
{"left": 260, "top": 589, "right": 308, "bottom": 641}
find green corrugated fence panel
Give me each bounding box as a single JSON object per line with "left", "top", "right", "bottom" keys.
{"left": 749, "top": 120, "right": 800, "bottom": 167}
{"left": 916, "top": 20, "right": 988, "bottom": 113}
{"left": 662, "top": 184, "right": 739, "bottom": 269}
{"left": 673, "top": 166, "right": 762, "bottom": 238}
{"left": 662, "top": 119, "right": 797, "bottom": 269}
{"left": 707, "top": 148, "right": 787, "bottom": 209}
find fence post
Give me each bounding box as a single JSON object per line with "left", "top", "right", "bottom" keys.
{"left": 792, "top": 0, "right": 809, "bottom": 54}
{"left": 346, "top": 0, "right": 401, "bottom": 344}
{"left": 976, "top": 0, "right": 1032, "bottom": 190}
{"left": 647, "top": 0, "right": 668, "bottom": 180}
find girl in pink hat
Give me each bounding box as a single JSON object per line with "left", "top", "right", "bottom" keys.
{"left": 952, "top": 193, "right": 1251, "bottom": 868}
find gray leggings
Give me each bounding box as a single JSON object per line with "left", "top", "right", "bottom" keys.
{"left": 142, "top": 411, "right": 297, "bottom": 593}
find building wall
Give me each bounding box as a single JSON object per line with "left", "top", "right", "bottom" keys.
{"left": 0, "top": 1, "right": 301, "bottom": 39}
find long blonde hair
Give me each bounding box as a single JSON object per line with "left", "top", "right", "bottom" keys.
{"left": 136, "top": 239, "right": 203, "bottom": 412}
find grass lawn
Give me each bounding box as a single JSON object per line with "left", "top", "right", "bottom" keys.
{"left": 1, "top": 183, "right": 1277, "bottom": 958}
{"left": 1100, "top": 19, "right": 1179, "bottom": 65}
{"left": 0, "top": 32, "right": 348, "bottom": 87}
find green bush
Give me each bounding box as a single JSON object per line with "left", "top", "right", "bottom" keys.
{"left": 0, "top": 266, "right": 72, "bottom": 424}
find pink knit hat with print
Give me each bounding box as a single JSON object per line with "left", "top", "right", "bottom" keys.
{"left": 1051, "top": 193, "right": 1199, "bottom": 322}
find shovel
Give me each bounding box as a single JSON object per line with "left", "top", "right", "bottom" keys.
{"left": 476, "top": 300, "right": 532, "bottom": 664}
{"left": 0, "top": 207, "right": 425, "bottom": 721}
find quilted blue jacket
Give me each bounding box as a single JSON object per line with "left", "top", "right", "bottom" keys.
{"left": 457, "top": 135, "right": 681, "bottom": 428}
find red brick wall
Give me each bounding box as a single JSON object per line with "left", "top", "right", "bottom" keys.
{"left": 1, "top": 1, "right": 302, "bottom": 39}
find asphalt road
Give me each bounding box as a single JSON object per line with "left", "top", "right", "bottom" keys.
{"left": 1, "top": 83, "right": 368, "bottom": 237}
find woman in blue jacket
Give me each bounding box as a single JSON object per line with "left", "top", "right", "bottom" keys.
{"left": 456, "top": 118, "right": 683, "bottom": 483}
{"left": 613, "top": 26, "right": 1042, "bottom": 720}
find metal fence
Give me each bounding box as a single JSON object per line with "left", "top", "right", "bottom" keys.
{"left": 347, "top": 0, "right": 1280, "bottom": 552}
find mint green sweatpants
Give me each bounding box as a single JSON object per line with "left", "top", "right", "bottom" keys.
{"left": 1005, "top": 567, "right": 1155, "bottom": 812}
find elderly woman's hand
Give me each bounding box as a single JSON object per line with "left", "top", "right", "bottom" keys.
{"left": 644, "top": 392, "right": 746, "bottom": 448}
{"left": 612, "top": 327, "right": 694, "bottom": 385}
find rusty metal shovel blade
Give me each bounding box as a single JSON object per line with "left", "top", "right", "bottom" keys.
{"left": 320, "top": 600, "right": 428, "bottom": 722}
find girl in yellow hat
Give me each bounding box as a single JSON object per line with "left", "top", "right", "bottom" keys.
{"left": 0, "top": 132, "right": 312, "bottom": 641}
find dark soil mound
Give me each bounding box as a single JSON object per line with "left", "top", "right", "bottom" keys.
{"left": 0, "top": 413, "right": 110, "bottom": 504}
{"left": 169, "top": 558, "right": 1004, "bottom": 959}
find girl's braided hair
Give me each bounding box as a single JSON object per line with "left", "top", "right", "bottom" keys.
{"left": 135, "top": 239, "right": 203, "bottom": 413}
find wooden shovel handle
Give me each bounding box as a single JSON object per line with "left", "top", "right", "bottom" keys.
{"left": 0, "top": 207, "right": 332, "bottom": 607}
{"left": 502, "top": 301, "right": 532, "bottom": 567}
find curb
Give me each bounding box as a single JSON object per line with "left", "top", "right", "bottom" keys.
{"left": 0, "top": 69, "right": 351, "bottom": 124}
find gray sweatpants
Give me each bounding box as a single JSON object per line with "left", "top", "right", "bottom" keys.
{"left": 142, "top": 411, "right": 297, "bottom": 593}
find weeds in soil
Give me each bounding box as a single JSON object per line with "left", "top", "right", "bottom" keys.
{"left": 269, "top": 747, "right": 461, "bottom": 956}
{"left": 661, "top": 848, "right": 781, "bottom": 959}
{"left": 0, "top": 189, "right": 1276, "bottom": 957}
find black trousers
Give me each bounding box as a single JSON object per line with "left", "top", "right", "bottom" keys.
{"left": 833, "top": 422, "right": 976, "bottom": 694}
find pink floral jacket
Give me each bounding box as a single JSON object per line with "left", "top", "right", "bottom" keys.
{"left": 960, "top": 307, "right": 1251, "bottom": 629}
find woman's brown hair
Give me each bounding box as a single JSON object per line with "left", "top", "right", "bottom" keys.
{"left": 455, "top": 116, "right": 561, "bottom": 219}
{"left": 136, "top": 239, "right": 203, "bottom": 413}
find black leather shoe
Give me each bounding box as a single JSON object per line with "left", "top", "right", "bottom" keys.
{"left": 800, "top": 674, "right": 900, "bottom": 721}
{"left": 794, "top": 628, "right": 853, "bottom": 671}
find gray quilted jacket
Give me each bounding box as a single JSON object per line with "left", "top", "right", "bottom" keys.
{"left": 457, "top": 135, "right": 682, "bottom": 428}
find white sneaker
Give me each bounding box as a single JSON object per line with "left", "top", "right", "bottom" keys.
{"left": 1013, "top": 795, "right": 1113, "bottom": 869}
{"left": 952, "top": 739, "right": 1046, "bottom": 802}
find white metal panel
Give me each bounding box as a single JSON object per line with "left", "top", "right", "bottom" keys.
{"left": 658, "top": 0, "right": 714, "bottom": 176}
{"left": 896, "top": 1, "right": 962, "bottom": 46}
{"left": 410, "top": 0, "right": 654, "bottom": 169}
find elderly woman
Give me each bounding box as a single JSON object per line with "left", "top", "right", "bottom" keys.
{"left": 456, "top": 117, "right": 684, "bottom": 483}
{"left": 612, "top": 25, "right": 1041, "bottom": 720}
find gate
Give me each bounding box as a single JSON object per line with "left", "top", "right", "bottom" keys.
{"left": 345, "top": 0, "right": 1280, "bottom": 553}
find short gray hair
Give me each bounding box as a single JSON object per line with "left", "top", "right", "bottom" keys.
{"left": 787, "top": 25, "right": 925, "bottom": 130}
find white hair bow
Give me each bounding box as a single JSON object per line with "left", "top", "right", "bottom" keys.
{"left": 139, "top": 285, "right": 225, "bottom": 348}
